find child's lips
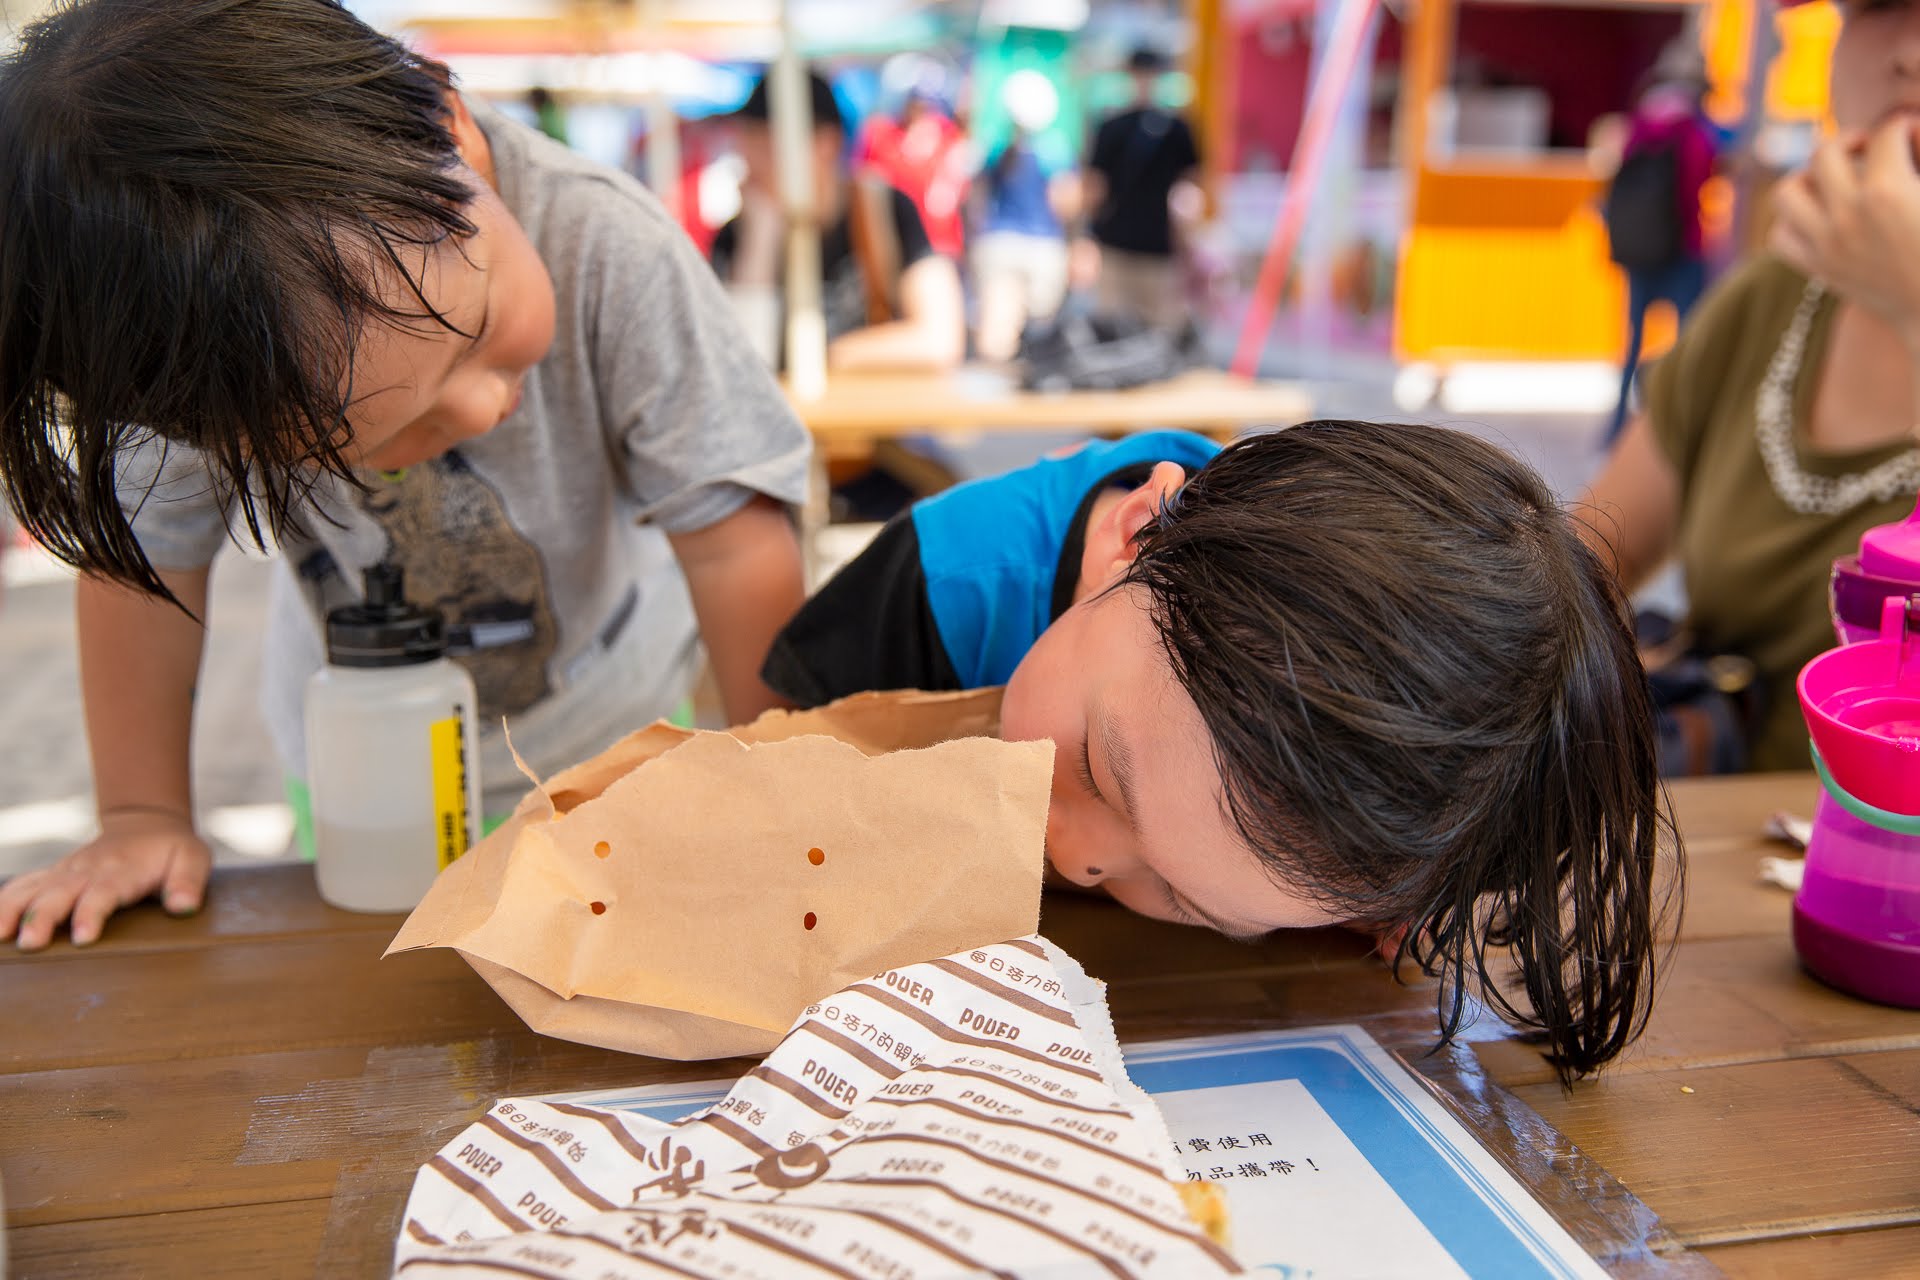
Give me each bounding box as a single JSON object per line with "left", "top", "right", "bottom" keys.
{"left": 501, "top": 383, "right": 524, "bottom": 421}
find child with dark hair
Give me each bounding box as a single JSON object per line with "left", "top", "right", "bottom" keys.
{"left": 0, "top": 0, "right": 811, "bottom": 948}
{"left": 769, "top": 423, "right": 1674, "bottom": 1084}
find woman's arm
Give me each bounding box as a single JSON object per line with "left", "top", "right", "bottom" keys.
{"left": 1576, "top": 414, "right": 1683, "bottom": 594}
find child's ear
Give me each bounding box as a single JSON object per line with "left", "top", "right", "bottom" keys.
{"left": 1079, "top": 460, "right": 1188, "bottom": 594}
{"left": 443, "top": 91, "right": 494, "bottom": 186}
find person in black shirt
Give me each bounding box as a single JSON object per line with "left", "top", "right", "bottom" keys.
{"left": 1083, "top": 47, "right": 1201, "bottom": 330}
{"left": 711, "top": 70, "right": 964, "bottom": 372}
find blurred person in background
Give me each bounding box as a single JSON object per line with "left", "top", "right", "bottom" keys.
{"left": 1595, "top": 46, "right": 1720, "bottom": 446}
{"left": 527, "top": 85, "right": 568, "bottom": 146}
{"left": 971, "top": 70, "right": 1076, "bottom": 363}
{"left": 854, "top": 60, "right": 971, "bottom": 261}
{"left": 1579, "top": 0, "right": 1920, "bottom": 775}
{"left": 711, "top": 69, "right": 964, "bottom": 373}
{"left": 1080, "top": 46, "right": 1201, "bottom": 330}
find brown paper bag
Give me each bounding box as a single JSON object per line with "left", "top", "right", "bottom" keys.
{"left": 386, "top": 689, "right": 1052, "bottom": 1060}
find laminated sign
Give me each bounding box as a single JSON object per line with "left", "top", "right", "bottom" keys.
{"left": 387, "top": 690, "right": 1053, "bottom": 1060}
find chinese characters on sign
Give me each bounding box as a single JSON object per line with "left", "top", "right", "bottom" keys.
{"left": 1174, "top": 1131, "right": 1322, "bottom": 1182}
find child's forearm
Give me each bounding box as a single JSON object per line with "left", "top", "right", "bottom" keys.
{"left": 669, "top": 496, "right": 806, "bottom": 725}
{"left": 76, "top": 567, "right": 210, "bottom": 826}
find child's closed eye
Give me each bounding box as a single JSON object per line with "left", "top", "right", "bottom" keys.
{"left": 1075, "top": 740, "right": 1103, "bottom": 799}
{"left": 1156, "top": 877, "right": 1209, "bottom": 930}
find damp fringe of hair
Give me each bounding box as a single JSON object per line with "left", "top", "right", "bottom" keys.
{"left": 1123, "top": 420, "right": 1682, "bottom": 1087}
{"left": 0, "top": 0, "right": 482, "bottom": 609}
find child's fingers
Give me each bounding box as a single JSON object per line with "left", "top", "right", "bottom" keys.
{"left": 67, "top": 880, "right": 128, "bottom": 947}
{"left": 160, "top": 844, "right": 210, "bottom": 917}
{"left": 11, "top": 876, "right": 84, "bottom": 952}
{"left": 0, "top": 873, "right": 38, "bottom": 941}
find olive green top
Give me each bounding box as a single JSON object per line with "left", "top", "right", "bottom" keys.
{"left": 1644, "top": 256, "right": 1917, "bottom": 771}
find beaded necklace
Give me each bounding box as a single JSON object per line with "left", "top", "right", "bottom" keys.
{"left": 1753, "top": 283, "right": 1920, "bottom": 516}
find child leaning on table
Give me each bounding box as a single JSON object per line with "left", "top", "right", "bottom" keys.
{"left": 0, "top": 0, "right": 811, "bottom": 949}
{"left": 767, "top": 423, "right": 1677, "bottom": 1084}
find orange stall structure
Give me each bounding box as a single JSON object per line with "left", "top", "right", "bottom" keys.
{"left": 1392, "top": 0, "right": 1836, "bottom": 364}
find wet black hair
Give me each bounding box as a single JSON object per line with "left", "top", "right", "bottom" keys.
{"left": 0, "top": 0, "right": 479, "bottom": 604}
{"left": 1124, "top": 421, "right": 1677, "bottom": 1085}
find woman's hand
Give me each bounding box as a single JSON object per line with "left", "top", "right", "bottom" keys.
{"left": 1771, "top": 118, "right": 1920, "bottom": 352}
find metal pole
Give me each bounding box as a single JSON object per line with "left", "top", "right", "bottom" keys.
{"left": 641, "top": 0, "right": 682, "bottom": 223}
{"left": 1230, "top": 0, "right": 1382, "bottom": 376}
{"left": 770, "top": 1, "right": 827, "bottom": 400}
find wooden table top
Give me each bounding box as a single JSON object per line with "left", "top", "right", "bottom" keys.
{"left": 784, "top": 368, "right": 1314, "bottom": 448}
{"left": 4, "top": 771, "right": 1918, "bottom": 1278}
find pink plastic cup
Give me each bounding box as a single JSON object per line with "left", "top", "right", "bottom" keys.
{"left": 1799, "top": 595, "right": 1920, "bottom": 816}
{"left": 1796, "top": 592, "right": 1920, "bottom": 1007}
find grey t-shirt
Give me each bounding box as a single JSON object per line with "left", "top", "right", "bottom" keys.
{"left": 122, "top": 105, "right": 811, "bottom": 812}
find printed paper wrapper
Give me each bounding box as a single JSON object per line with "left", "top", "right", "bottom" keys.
{"left": 386, "top": 690, "right": 1052, "bottom": 1061}
{"left": 394, "top": 937, "right": 1244, "bottom": 1278}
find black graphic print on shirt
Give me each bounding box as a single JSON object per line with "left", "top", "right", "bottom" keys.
{"left": 354, "top": 451, "right": 559, "bottom": 724}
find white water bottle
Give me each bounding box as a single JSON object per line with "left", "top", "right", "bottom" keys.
{"left": 304, "top": 564, "right": 480, "bottom": 913}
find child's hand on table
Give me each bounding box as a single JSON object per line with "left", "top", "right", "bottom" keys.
{"left": 1, "top": 809, "right": 211, "bottom": 950}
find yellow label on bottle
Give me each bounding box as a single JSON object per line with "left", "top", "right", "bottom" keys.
{"left": 429, "top": 710, "right": 471, "bottom": 870}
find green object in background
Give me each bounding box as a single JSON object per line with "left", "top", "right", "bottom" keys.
{"left": 287, "top": 775, "right": 316, "bottom": 862}
{"left": 284, "top": 697, "right": 691, "bottom": 861}
{"left": 971, "top": 27, "right": 1081, "bottom": 171}
{"left": 285, "top": 776, "right": 507, "bottom": 864}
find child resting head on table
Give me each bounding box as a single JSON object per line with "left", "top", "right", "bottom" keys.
{"left": 0, "top": 0, "right": 811, "bottom": 950}
{"left": 767, "top": 424, "right": 1676, "bottom": 1085}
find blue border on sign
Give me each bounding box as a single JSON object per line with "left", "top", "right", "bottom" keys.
{"left": 1125, "top": 1027, "right": 1580, "bottom": 1280}
{"left": 565, "top": 1027, "right": 1585, "bottom": 1280}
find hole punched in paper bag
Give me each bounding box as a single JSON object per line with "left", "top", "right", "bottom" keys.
{"left": 384, "top": 690, "right": 1052, "bottom": 1060}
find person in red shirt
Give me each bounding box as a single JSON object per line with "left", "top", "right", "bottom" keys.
{"left": 854, "top": 89, "right": 970, "bottom": 260}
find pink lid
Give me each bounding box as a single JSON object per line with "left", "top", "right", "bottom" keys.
{"left": 1860, "top": 497, "right": 1920, "bottom": 578}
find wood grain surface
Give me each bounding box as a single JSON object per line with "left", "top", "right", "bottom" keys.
{"left": 3, "top": 772, "right": 1913, "bottom": 1276}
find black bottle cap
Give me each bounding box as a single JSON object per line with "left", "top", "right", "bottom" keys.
{"left": 324, "top": 564, "right": 448, "bottom": 668}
